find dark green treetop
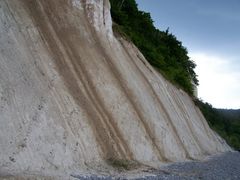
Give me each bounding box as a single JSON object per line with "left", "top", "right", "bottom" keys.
{"left": 110, "top": 0, "right": 198, "bottom": 95}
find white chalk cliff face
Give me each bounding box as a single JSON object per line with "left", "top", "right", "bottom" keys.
{"left": 0, "top": 0, "right": 231, "bottom": 177}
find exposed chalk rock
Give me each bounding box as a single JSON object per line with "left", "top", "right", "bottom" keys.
{"left": 0, "top": 0, "right": 231, "bottom": 178}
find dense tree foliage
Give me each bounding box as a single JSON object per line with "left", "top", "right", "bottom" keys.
{"left": 195, "top": 99, "right": 240, "bottom": 150}
{"left": 109, "top": 0, "right": 198, "bottom": 95}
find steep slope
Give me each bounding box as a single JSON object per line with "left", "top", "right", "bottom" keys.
{"left": 0, "top": 0, "right": 231, "bottom": 177}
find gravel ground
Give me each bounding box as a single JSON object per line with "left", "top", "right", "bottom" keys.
{"left": 158, "top": 151, "right": 240, "bottom": 180}
{"left": 72, "top": 151, "right": 240, "bottom": 180}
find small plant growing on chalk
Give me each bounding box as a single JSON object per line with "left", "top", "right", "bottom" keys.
{"left": 107, "top": 158, "right": 139, "bottom": 171}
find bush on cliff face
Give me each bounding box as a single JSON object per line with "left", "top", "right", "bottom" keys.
{"left": 109, "top": 0, "right": 198, "bottom": 95}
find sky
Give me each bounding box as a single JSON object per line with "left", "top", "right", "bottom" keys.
{"left": 136, "top": 0, "right": 240, "bottom": 109}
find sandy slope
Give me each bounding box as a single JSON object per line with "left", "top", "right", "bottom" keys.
{"left": 0, "top": 0, "right": 231, "bottom": 178}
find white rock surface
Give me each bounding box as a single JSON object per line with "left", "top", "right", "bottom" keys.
{"left": 0, "top": 0, "right": 231, "bottom": 178}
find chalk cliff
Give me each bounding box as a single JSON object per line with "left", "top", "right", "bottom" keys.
{"left": 0, "top": 0, "right": 231, "bottom": 178}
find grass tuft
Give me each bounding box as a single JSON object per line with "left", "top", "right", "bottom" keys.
{"left": 107, "top": 158, "right": 139, "bottom": 171}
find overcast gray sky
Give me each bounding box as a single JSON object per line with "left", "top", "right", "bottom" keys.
{"left": 136, "top": 0, "right": 240, "bottom": 109}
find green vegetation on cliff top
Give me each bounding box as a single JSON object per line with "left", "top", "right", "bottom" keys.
{"left": 110, "top": 0, "right": 198, "bottom": 95}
